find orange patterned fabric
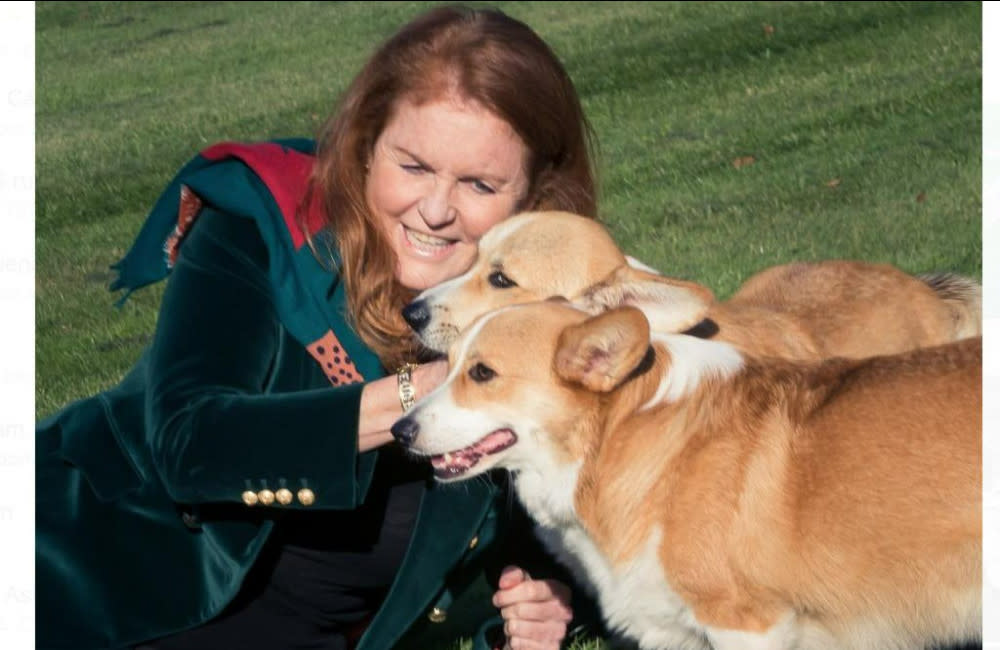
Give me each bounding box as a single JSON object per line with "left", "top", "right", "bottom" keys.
{"left": 164, "top": 185, "right": 204, "bottom": 268}
{"left": 306, "top": 330, "right": 364, "bottom": 386}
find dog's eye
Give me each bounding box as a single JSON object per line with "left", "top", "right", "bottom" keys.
{"left": 469, "top": 363, "right": 496, "bottom": 383}
{"left": 488, "top": 271, "right": 517, "bottom": 289}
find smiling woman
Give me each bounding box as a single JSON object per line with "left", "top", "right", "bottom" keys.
{"left": 365, "top": 97, "right": 531, "bottom": 291}
{"left": 35, "top": 4, "right": 599, "bottom": 650}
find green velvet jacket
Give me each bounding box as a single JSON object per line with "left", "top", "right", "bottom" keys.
{"left": 35, "top": 142, "right": 537, "bottom": 650}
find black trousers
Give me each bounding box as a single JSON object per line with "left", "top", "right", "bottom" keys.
{"left": 134, "top": 540, "right": 362, "bottom": 650}
{"left": 136, "top": 588, "right": 350, "bottom": 650}
{"left": 139, "top": 453, "right": 426, "bottom": 650}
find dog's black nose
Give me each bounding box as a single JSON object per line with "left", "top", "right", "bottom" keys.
{"left": 391, "top": 417, "right": 420, "bottom": 447}
{"left": 402, "top": 301, "right": 431, "bottom": 333}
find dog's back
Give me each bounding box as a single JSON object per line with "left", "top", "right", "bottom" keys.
{"left": 723, "top": 261, "right": 981, "bottom": 359}
{"left": 776, "top": 338, "right": 982, "bottom": 647}
{"left": 582, "top": 334, "right": 982, "bottom": 649}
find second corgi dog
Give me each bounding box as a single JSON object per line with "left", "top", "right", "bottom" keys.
{"left": 403, "top": 211, "right": 980, "bottom": 360}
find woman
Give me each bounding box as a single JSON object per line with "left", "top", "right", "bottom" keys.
{"left": 36, "top": 6, "right": 598, "bottom": 649}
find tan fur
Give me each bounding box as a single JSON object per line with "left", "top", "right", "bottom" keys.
{"left": 404, "top": 301, "right": 982, "bottom": 648}
{"left": 449, "top": 306, "right": 601, "bottom": 465}
{"left": 566, "top": 308, "right": 981, "bottom": 646}
{"left": 410, "top": 211, "right": 981, "bottom": 361}
{"left": 722, "top": 260, "right": 981, "bottom": 358}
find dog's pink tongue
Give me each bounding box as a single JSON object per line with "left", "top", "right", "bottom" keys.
{"left": 477, "top": 429, "right": 517, "bottom": 454}
{"left": 431, "top": 429, "right": 517, "bottom": 478}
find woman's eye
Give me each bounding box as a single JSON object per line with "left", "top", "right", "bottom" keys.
{"left": 400, "top": 163, "right": 426, "bottom": 174}
{"left": 469, "top": 363, "right": 496, "bottom": 383}
{"left": 488, "top": 271, "right": 517, "bottom": 289}
{"left": 470, "top": 179, "right": 496, "bottom": 195}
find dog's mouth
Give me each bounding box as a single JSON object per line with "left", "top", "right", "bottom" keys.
{"left": 429, "top": 429, "right": 518, "bottom": 479}
{"left": 417, "top": 324, "right": 461, "bottom": 354}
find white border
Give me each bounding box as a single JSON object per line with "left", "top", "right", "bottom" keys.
{"left": 15, "top": 2, "right": 992, "bottom": 649}
{"left": 0, "top": 2, "right": 35, "bottom": 649}
{"left": 983, "top": 2, "right": 997, "bottom": 647}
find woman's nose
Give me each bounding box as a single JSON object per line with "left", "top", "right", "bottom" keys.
{"left": 417, "top": 182, "right": 457, "bottom": 228}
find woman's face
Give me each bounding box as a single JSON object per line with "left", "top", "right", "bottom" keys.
{"left": 365, "top": 96, "right": 531, "bottom": 290}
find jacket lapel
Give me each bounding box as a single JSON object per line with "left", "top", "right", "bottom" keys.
{"left": 357, "top": 478, "right": 498, "bottom": 650}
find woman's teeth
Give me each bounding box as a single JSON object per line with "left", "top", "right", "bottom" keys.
{"left": 406, "top": 227, "right": 452, "bottom": 251}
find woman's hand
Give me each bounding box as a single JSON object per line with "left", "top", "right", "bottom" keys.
{"left": 492, "top": 565, "right": 573, "bottom": 650}
{"left": 358, "top": 358, "right": 449, "bottom": 452}
{"left": 411, "top": 358, "right": 450, "bottom": 400}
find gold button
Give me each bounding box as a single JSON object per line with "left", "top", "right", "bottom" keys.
{"left": 275, "top": 488, "right": 293, "bottom": 505}
{"left": 297, "top": 488, "right": 315, "bottom": 506}
{"left": 241, "top": 490, "right": 259, "bottom": 506}
{"left": 468, "top": 535, "right": 479, "bottom": 550}
{"left": 180, "top": 511, "right": 201, "bottom": 530}
{"left": 427, "top": 607, "right": 447, "bottom": 623}
{"left": 258, "top": 489, "right": 275, "bottom": 506}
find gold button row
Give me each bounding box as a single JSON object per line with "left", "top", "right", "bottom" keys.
{"left": 421, "top": 536, "right": 479, "bottom": 625}
{"left": 241, "top": 488, "right": 315, "bottom": 507}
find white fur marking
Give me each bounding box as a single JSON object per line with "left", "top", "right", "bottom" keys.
{"left": 527, "top": 523, "right": 708, "bottom": 650}
{"left": 412, "top": 269, "right": 466, "bottom": 304}
{"left": 515, "top": 460, "right": 582, "bottom": 528}
{"left": 514, "top": 445, "right": 709, "bottom": 649}
{"left": 625, "top": 255, "right": 663, "bottom": 275}
{"left": 705, "top": 612, "right": 798, "bottom": 650}
{"left": 641, "top": 334, "right": 744, "bottom": 409}
{"left": 481, "top": 210, "right": 533, "bottom": 248}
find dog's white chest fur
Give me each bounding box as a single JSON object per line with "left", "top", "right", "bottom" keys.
{"left": 515, "top": 468, "right": 710, "bottom": 650}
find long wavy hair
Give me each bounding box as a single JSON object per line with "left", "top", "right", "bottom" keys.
{"left": 307, "top": 5, "right": 598, "bottom": 370}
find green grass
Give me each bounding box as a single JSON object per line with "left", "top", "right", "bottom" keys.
{"left": 36, "top": 2, "right": 981, "bottom": 647}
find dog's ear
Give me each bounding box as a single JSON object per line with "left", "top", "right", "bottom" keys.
{"left": 555, "top": 306, "right": 651, "bottom": 393}
{"left": 577, "top": 266, "right": 714, "bottom": 333}
{"left": 625, "top": 255, "right": 662, "bottom": 274}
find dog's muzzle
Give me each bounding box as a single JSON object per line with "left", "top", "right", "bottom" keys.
{"left": 402, "top": 300, "right": 431, "bottom": 333}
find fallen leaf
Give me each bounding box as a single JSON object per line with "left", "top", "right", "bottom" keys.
{"left": 826, "top": 178, "right": 841, "bottom": 188}
{"left": 916, "top": 192, "right": 927, "bottom": 203}
{"left": 732, "top": 155, "right": 756, "bottom": 169}
{"left": 763, "top": 23, "right": 776, "bottom": 37}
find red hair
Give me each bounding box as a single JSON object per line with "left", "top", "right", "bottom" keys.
{"left": 308, "top": 5, "right": 598, "bottom": 369}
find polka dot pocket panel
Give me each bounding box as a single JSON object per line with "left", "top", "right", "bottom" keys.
{"left": 307, "top": 330, "right": 363, "bottom": 386}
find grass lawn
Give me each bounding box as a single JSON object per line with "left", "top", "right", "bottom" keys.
{"left": 36, "top": 2, "right": 981, "bottom": 648}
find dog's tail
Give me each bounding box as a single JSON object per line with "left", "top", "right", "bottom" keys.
{"left": 918, "top": 271, "right": 982, "bottom": 339}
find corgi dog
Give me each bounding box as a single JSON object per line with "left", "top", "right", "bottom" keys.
{"left": 402, "top": 211, "right": 981, "bottom": 361}
{"left": 391, "top": 300, "right": 981, "bottom": 650}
